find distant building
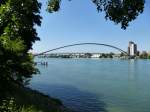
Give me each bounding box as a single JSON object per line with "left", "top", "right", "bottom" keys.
{"left": 128, "top": 41, "right": 137, "bottom": 56}
{"left": 91, "top": 53, "right": 101, "bottom": 58}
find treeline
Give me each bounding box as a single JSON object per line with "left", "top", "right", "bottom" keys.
{"left": 38, "top": 53, "right": 122, "bottom": 59}
{"left": 139, "top": 51, "right": 150, "bottom": 59}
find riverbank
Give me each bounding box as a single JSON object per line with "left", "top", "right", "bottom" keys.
{"left": 0, "top": 83, "right": 70, "bottom": 112}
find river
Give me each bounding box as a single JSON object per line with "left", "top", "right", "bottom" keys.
{"left": 29, "top": 58, "right": 150, "bottom": 112}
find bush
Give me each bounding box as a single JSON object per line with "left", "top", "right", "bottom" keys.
{"left": 0, "top": 98, "right": 37, "bottom": 112}
{"left": 0, "top": 98, "right": 18, "bottom": 112}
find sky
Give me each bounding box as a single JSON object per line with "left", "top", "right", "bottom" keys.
{"left": 33, "top": 0, "right": 150, "bottom": 53}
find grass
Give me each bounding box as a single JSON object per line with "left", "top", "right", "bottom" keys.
{"left": 0, "top": 83, "right": 70, "bottom": 112}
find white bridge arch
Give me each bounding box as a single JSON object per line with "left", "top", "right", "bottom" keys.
{"left": 34, "top": 43, "right": 129, "bottom": 56}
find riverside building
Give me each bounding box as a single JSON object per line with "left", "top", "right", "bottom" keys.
{"left": 128, "top": 41, "right": 137, "bottom": 56}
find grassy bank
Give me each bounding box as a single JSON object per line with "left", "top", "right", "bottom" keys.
{"left": 0, "top": 83, "right": 69, "bottom": 112}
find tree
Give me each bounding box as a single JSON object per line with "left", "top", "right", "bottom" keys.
{"left": 47, "top": 0, "right": 145, "bottom": 29}
{"left": 0, "top": 0, "right": 41, "bottom": 91}
{"left": 85, "top": 53, "right": 92, "bottom": 58}
{"left": 140, "top": 51, "right": 148, "bottom": 59}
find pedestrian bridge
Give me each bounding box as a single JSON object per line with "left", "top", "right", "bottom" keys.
{"left": 34, "top": 43, "right": 129, "bottom": 56}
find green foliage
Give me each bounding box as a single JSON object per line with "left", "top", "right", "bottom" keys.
{"left": 99, "top": 53, "right": 113, "bottom": 58}
{"left": 47, "top": 0, "right": 145, "bottom": 29}
{"left": 139, "top": 52, "right": 148, "bottom": 59}
{"left": 47, "top": 0, "right": 61, "bottom": 13}
{"left": 0, "top": 98, "right": 38, "bottom": 112}
{"left": 0, "top": 98, "right": 18, "bottom": 112}
{"left": 0, "top": 0, "right": 41, "bottom": 88}
{"left": 93, "top": 0, "right": 144, "bottom": 29}
{"left": 0, "top": 0, "right": 42, "bottom": 51}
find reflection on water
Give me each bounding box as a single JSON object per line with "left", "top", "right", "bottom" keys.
{"left": 30, "top": 83, "right": 108, "bottom": 112}
{"left": 30, "top": 58, "right": 150, "bottom": 112}
{"left": 127, "top": 60, "right": 139, "bottom": 95}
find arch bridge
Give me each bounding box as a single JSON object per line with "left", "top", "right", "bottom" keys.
{"left": 34, "top": 43, "right": 129, "bottom": 57}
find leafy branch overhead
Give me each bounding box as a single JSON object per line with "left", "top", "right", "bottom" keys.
{"left": 47, "top": 0, "right": 145, "bottom": 29}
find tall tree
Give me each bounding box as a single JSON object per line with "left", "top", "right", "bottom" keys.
{"left": 0, "top": 0, "right": 41, "bottom": 90}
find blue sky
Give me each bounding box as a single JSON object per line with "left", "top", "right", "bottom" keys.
{"left": 33, "top": 0, "right": 150, "bottom": 53}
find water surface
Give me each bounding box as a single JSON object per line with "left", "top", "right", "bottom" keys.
{"left": 30, "top": 58, "right": 150, "bottom": 112}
